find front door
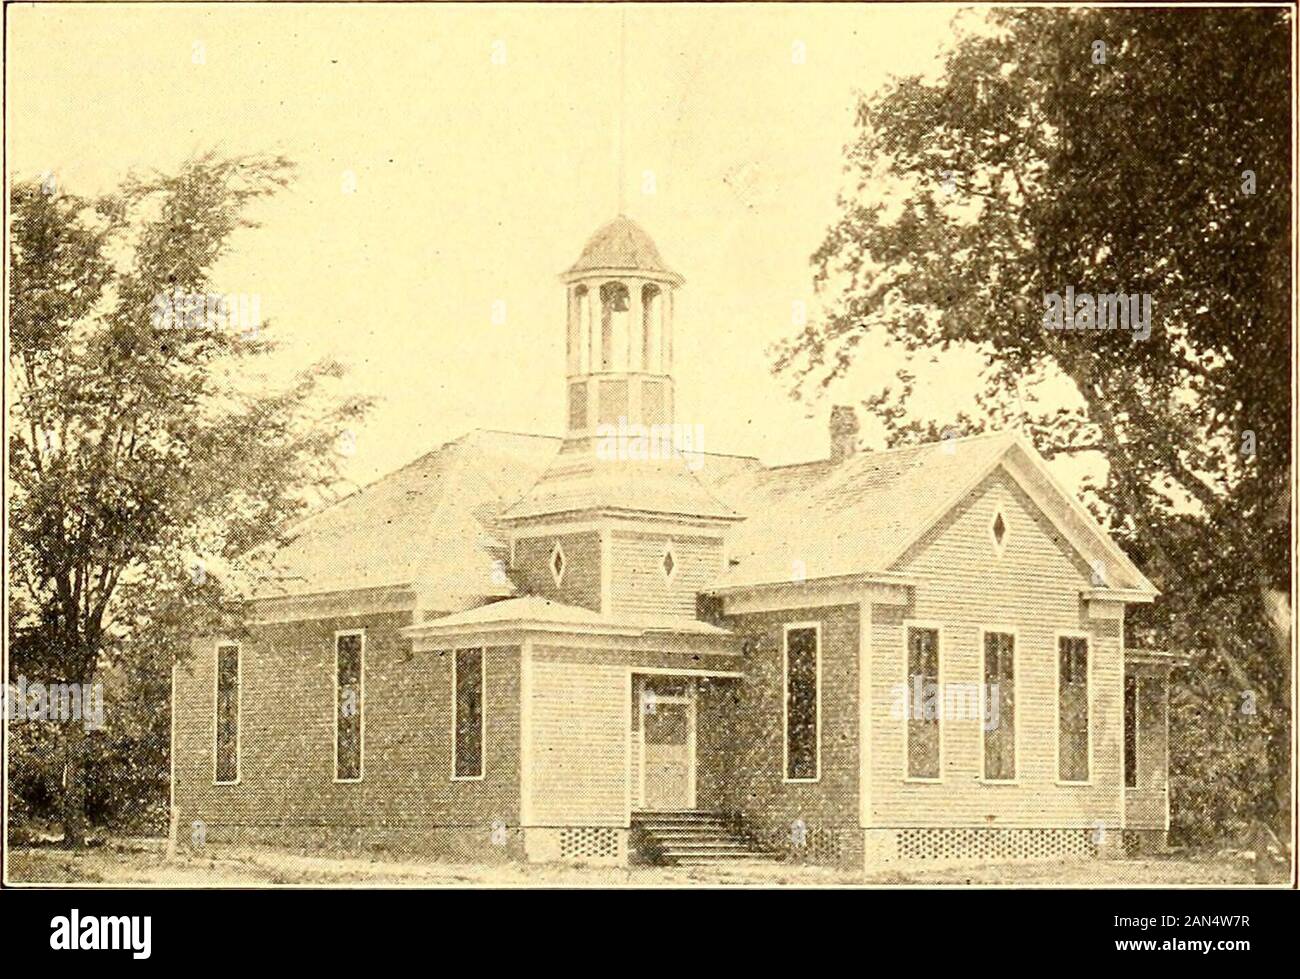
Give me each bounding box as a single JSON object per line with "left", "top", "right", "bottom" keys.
{"left": 638, "top": 677, "right": 695, "bottom": 810}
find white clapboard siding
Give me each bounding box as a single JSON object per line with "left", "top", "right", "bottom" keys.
{"left": 870, "top": 466, "right": 1124, "bottom": 829}
{"left": 528, "top": 648, "right": 628, "bottom": 825}
{"left": 610, "top": 532, "right": 721, "bottom": 618}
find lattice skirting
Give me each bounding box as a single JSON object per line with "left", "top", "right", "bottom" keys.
{"left": 865, "top": 827, "right": 1107, "bottom": 866}
{"left": 524, "top": 827, "right": 628, "bottom": 865}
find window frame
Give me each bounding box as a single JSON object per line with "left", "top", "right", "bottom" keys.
{"left": 452, "top": 647, "right": 487, "bottom": 781}
{"left": 781, "top": 621, "right": 822, "bottom": 784}
{"left": 1054, "top": 630, "right": 1093, "bottom": 785}
{"left": 1124, "top": 674, "right": 1140, "bottom": 789}
{"left": 333, "top": 628, "right": 366, "bottom": 784}
{"left": 978, "top": 626, "right": 1020, "bottom": 784}
{"left": 902, "top": 620, "right": 944, "bottom": 783}
{"left": 212, "top": 641, "right": 241, "bottom": 786}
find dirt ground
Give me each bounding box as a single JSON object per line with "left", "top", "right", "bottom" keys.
{"left": 4, "top": 838, "right": 1270, "bottom": 886}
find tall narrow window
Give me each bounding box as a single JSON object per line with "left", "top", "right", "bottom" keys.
{"left": 906, "top": 626, "right": 941, "bottom": 779}
{"left": 1124, "top": 675, "right": 1138, "bottom": 788}
{"left": 214, "top": 643, "right": 240, "bottom": 784}
{"left": 982, "top": 632, "right": 1016, "bottom": 780}
{"left": 1058, "top": 635, "right": 1090, "bottom": 782}
{"left": 784, "top": 625, "right": 819, "bottom": 781}
{"left": 335, "top": 631, "right": 363, "bottom": 782}
{"left": 453, "top": 648, "right": 485, "bottom": 779}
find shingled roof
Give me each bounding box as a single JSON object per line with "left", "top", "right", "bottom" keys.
{"left": 708, "top": 430, "right": 1155, "bottom": 594}
{"left": 248, "top": 427, "right": 1153, "bottom": 611}
{"left": 565, "top": 214, "right": 682, "bottom": 283}
{"left": 251, "top": 429, "right": 560, "bottom": 606}
{"left": 708, "top": 432, "right": 1016, "bottom": 589}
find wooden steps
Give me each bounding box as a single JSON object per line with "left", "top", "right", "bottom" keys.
{"left": 632, "top": 811, "right": 782, "bottom": 866}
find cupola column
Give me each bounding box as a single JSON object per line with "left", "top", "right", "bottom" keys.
{"left": 560, "top": 216, "right": 684, "bottom": 436}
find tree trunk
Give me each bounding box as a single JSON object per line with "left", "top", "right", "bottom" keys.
{"left": 1262, "top": 587, "right": 1292, "bottom": 841}
{"left": 60, "top": 720, "right": 88, "bottom": 849}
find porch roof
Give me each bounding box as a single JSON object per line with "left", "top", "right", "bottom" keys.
{"left": 403, "top": 595, "right": 733, "bottom": 641}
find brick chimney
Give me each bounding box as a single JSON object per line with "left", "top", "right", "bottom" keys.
{"left": 829, "top": 405, "right": 860, "bottom": 464}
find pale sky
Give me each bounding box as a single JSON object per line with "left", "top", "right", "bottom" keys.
{"left": 8, "top": 2, "right": 996, "bottom": 486}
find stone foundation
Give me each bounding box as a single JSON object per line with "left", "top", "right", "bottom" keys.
{"left": 180, "top": 820, "right": 524, "bottom": 863}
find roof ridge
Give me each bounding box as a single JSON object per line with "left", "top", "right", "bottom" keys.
{"left": 858, "top": 428, "right": 1013, "bottom": 459}
{"left": 760, "top": 428, "right": 1013, "bottom": 472}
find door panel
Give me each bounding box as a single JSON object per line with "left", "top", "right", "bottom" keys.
{"left": 642, "top": 701, "right": 691, "bottom": 810}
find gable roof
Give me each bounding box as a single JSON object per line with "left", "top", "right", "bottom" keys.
{"left": 247, "top": 426, "right": 1154, "bottom": 612}
{"left": 709, "top": 431, "right": 1157, "bottom": 596}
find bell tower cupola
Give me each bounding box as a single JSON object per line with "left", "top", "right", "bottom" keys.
{"left": 562, "top": 215, "right": 683, "bottom": 435}
{"left": 502, "top": 214, "right": 739, "bottom": 616}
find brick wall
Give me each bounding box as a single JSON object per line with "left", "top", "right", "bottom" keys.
{"left": 173, "top": 609, "right": 522, "bottom": 859}
{"left": 512, "top": 531, "right": 601, "bottom": 610}
{"left": 720, "top": 603, "right": 862, "bottom": 865}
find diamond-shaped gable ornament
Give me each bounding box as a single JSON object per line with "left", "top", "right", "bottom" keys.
{"left": 550, "top": 542, "right": 565, "bottom": 585}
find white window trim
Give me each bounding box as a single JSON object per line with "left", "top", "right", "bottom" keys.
{"left": 978, "top": 626, "right": 1020, "bottom": 784}
{"left": 212, "top": 641, "right": 241, "bottom": 785}
{"left": 333, "top": 629, "right": 365, "bottom": 784}
{"left": 452, "top": 647, "right": 487, "bottom": 781}
{"left": 1124, "top": 674, "right": 1141, "bottom": 790}
{"left": 989, "top": 507, "right": 1010, "bottom": 557}
{"left": 1054, "top": 629, "right": 1093, "bottom": 785}
{"left": 782, "top": 621, "right": 822, "bottom": 784}
{"left": 902, "top": 619, "right": 944, "bottom": 783}
{"left": 549, "top": 539, "right": 566, "bottom": 587}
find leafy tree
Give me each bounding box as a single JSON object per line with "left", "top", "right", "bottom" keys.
{"left": 8, "top": 154, "right": 370, "bottom": 844}
{"left": 776, "top": 7, "right": 1291, "bottom": 838}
